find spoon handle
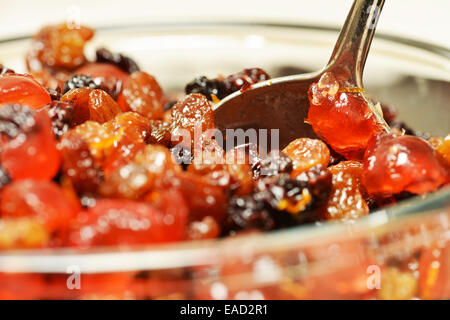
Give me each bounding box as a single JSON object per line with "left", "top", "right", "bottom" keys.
{"left": 326, "top": 0, "right": 385, "bottom": 87}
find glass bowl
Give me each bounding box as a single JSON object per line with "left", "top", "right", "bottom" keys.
{"left": 0, "top": 22, "right": 449, "bottom": 300}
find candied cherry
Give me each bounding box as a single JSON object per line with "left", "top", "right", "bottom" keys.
{"left": 185, "top": 68, "right": 270, "bottom": 100}
{"left": 71, "top": 191, "right": 188, "bottom": 247}
{"left": 283, "top": 138, "right": 330, "bottom": 177}
{"left": 258, "top": 150, "right": 293, "bottom": 177}
{"left": 319, "top": 160, "right": 369, "bottom": 222}
{"left": 61, "top": 87, "right": 122, "bottom": 125}
{"left": 362, "top": 133, "right": 450, "bottom": 195}
{"left": 307, "top": 72, "right": 383, "bottom": 158}
{"left": 0, "top": 74, "right": 51, "bottom": 109}
{"left": 1, "top": 180, "right": 80, "bottom": 232}
{"left": 117, "top": 71, "right": 164, "bottom": 119}
{"left": 227, "top": 194, "right": 275, "bottom": 232}
{"left": 171, "top": 93, "right": 215, "bottom": 148}
{"left": 0, "top": 104, "right": 60, "bottom": 181}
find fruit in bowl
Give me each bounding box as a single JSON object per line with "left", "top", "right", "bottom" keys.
{"left": 0, "top": 23, "right": 448, "bottom": 300}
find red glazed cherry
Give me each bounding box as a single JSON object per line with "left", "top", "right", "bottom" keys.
{"left": 71, "top": 190, "right": 188, "bottom": 247}
{"left": 1, "top": 180, "right": 80, "bottom": 232}
{"left": 0, "top": 105, "right": 60, "bottom": 181}
{"left": 0, "top": 74, "right": 51, "bottom": 109}
{"left": 362, "top": 133, "right": 449, "bottom": 195}
{"left": 307, "top": 72, "right": 383, "bottom": 158}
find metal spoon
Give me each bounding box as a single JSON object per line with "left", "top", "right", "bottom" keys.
{"left": 213, "top": 0, "right": 389, "bottom": 149}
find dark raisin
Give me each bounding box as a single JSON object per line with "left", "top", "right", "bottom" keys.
{"left": 95, "top": 48, "right": 140, "bottom": 74}
{"left": 259, "top": 150, "right": 293, "bottom": 177}
{"left": 170, "top": 145, "right": 193, "bottom": 170}
{"left": 255, "top": 174, "right": 311, "bottom": 214}
{"left": 185, "top": 68, "right": 270, "bottom": 101}
{"left": 223, "top": 68, "right": 270, "bottom": 95}
{"left": 185, "top": 76, "right": 226, "bottom": 100}
{"left": 63, "top": 74, "right": 99, "bottom": 93}
{"left": 45, "top": 101, "right": 74, "bottom": 138}
{"left": 296, "top": 165, "right": 332, "bottom": 204}
{"left": 0, "top": 104, "right": 36, "bottom": 138}
{"left": 227, "top": 195, "right": 274, "bottom": 232}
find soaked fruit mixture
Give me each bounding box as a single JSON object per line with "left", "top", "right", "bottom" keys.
{"left": 0, "top": 24, "right": 449, "bottom": 299}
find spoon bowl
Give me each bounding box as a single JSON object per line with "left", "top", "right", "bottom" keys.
{"left": 213, "top": 0, "right": 389, "bottom": 149}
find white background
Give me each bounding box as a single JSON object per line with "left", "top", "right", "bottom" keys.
{"left": 1, "top": 0, "right": 449, "bottom": 48}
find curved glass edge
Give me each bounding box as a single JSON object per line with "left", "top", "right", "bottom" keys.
{"left": 0, "top": 187, "right": 448, "bottom": 273}
{"left": 1, "top": 21, "right": 449, "bottom": 57}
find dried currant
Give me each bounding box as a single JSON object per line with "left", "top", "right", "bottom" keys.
{"left": 259, "top": 150, "right": 293, "bottom": 177}
{"left": 226, "top": 195, "right": 275, "bottom": 232}
{"left": 95, "top": 48, "right": 140, "bottom": 74}
{"left": 185, "top": 76, "right": 226, "bottom": 100}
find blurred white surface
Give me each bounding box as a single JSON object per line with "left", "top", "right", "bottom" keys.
{"left": 1, "top": 0, "right": 449, "bottom": 48}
